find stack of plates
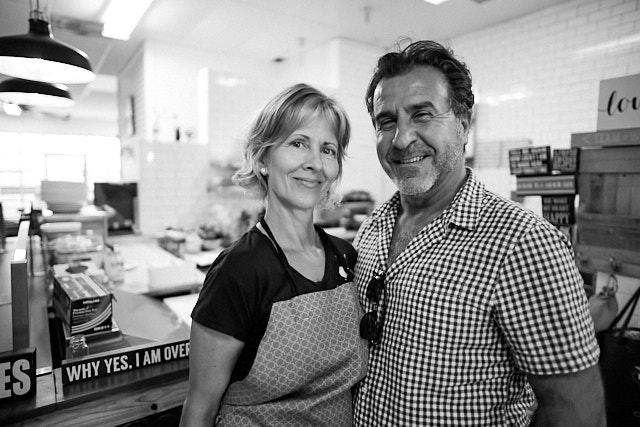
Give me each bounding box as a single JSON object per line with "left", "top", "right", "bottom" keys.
{"left": 41, "top": 181, "right": 88, "bottom": 213}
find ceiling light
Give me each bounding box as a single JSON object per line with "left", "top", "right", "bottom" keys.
{"left": 2, "top": 103, "right": 22, "bottom": 116}
{"left": 0, "top": 78, "right": 74, "bottom": 108}
{"left": 102, "top": 0, "right": 154, "bottom": 41}
{"left": 423, "top": 0, "right": 451, "bottom": 4}
{"left": 0, "top": 7, "right": 95, "bottom": 84}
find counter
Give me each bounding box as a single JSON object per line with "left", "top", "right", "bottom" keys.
{"left": 0, "top": 231, "right": 197, "bottom": 426}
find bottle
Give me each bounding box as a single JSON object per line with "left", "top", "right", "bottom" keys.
{"left": 105, "top": 244, "right": 125, "bottom": 284}
{"left": 67, "top": 334, "right": 89, "bottom": 359}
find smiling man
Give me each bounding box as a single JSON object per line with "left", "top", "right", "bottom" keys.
{"left": 352, "top": 40, "right": 605, "bottom": 427}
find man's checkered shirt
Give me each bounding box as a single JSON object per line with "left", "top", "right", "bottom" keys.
{"left": 352, "top": 168, "right": 599, "bottom": 426}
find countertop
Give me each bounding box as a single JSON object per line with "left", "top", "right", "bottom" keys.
{"left": 0, "top": 232, "right": 193, "bottom": 426}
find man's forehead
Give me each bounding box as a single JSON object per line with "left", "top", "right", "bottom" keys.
{"left": 373, "top": 68, "right": 450, "bottom": 112}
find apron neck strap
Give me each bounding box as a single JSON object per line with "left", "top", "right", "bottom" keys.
{"left": 258, "top": 217, "right": 354, "bottom": 287}
{"left": 258, "top": 218, "right": 298, "bottom": 293}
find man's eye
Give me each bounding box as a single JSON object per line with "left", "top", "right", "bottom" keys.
{"left": 414, "top": 111, "right": 435, "bottom": 122}
{"left": 377, "top": 120, "right": 396, "bottom": 131}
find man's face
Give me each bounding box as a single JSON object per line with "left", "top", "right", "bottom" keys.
{"left": 372, "top": 65, "right": 468, "bottom": 197}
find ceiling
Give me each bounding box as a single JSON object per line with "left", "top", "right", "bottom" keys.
{"left": 0, "top": 0, "right": 572, "bottom": 121}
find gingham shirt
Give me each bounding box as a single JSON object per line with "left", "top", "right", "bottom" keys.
{"left": 352, "top": 168, "right": 599, "bottom": 426}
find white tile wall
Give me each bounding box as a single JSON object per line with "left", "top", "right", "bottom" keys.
{"left": 450, "top": 0, "right": 640, "bottom": 327}
{"left": 123, "top": 0, "right": 640, "bottom": 325}
{"left": 137, "top": 142, "right": 210, "bottom": 235}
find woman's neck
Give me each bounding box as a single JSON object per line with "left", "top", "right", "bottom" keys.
{"left": 262, "top": 206, "right": 319, "bottom": 252}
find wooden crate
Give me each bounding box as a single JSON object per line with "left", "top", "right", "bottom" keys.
{"left": 573, "top": 144, "right": 640, "bottom": 278}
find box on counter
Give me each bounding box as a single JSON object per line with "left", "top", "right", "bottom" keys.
{"left": 61, "top": 317, "right": 122, "bottom": 351}
{"left": 53, "top": 273, "right": 113, "bottom": 335}
{"left": 51, "top": 261, "right": 109, "bottom": 286}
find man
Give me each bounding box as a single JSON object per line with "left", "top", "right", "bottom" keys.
{"left": 353, "top": 40, "right": 605, "bottom": 426}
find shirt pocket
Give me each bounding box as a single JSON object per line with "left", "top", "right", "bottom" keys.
{"left": 411, "top": 275, "right": 497, "bottom": 353}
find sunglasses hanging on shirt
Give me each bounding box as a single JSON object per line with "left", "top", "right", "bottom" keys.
{"left": 360, "top": 272, "right": 386, "bottom": 346}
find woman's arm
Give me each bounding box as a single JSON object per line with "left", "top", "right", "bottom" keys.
{"left": 179, "top": 321, "right": 244, "bottom": 427}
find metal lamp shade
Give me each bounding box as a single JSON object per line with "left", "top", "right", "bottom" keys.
{"left": 0, "top": 17, "right": 95, "bottom": 84}
{"left": 0, "top": 78, "right": 74, "bottom": 108}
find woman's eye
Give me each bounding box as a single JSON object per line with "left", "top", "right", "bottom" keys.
{"left": 289, "top": 140, "right": 305, "bottom": 149}
{"left": 322, "top": 146, "right": 338, "bottom": 157}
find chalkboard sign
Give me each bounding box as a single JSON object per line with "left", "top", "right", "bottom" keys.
{"left": 509, "top": 146, "right": 551, "bottom": 176}
{"left": 542, "top": 195, "right": 576, "bottom": 225}
{"left": 552, "top": 149, "right": 579, "bottom": 174}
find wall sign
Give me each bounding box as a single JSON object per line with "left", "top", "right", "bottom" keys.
{"left": 571, "top": 127, "right": 640, "bottom": 148}
{"left": 0, "top": 347, "right": 36, "bottom": 401}
{"left": 552, "top": 149, "right": 579, "bottom": 174}
{"left": 508, "top": 146, "right": 551, "bottom": 176}
{"left": 542, "top": 195, "right": 575, "bottom": 225}
{"left": 597, "top": 73, "right": 640, "bottom": 131}
{"left": 516, "top": 175, "right": 576, "bottom": 196}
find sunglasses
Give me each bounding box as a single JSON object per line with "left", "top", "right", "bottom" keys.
{"left": 359, "top": 273, "right": 385, "bottom": 346}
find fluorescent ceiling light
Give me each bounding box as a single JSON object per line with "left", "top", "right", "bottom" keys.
{"left": 574, "top": 33, "right": 640, "bottom": 57}
{"left": 423, "top": 0, "right": 450, "bottom": 4}
{"left": 102, "top": 0, "right": 153, "bottom": 41}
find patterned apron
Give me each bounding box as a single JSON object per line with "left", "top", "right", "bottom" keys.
{"left": 217, "top": 220, "right": 369, "bottom": 426}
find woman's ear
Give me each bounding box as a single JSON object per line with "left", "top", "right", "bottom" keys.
{"left": 257, "top": 159, "right": 267, "bottom": 176}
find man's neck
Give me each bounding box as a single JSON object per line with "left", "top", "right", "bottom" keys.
{"left": 387, "top": 167, "right": 468, "bottom": 266}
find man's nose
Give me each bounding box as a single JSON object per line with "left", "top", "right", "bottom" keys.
{"left": 392, "top": 120, "right": 417, "bottom": 150}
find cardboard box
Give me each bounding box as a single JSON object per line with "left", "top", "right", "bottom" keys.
{"left": 53, "top": 273, "right": 112, "bottom": 335}
{"left": 51, "top": 261, "right": 109, "bottom": 287}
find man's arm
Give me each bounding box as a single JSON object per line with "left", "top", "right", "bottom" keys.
{"left": 527, "top": 364, "right": 606, "bottom": 427}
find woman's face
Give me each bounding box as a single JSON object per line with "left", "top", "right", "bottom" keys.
{"left": 263, "top": 116, "right": 340, "bottom": 213}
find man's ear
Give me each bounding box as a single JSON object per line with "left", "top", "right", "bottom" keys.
{"left": 456, "top": 117, "right": 470, "bottom": 139}
{"left": 460, "top": 115, "right": 471, "bottom": 135}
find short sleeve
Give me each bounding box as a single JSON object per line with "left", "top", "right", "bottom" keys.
{"left": 190, "top": 231, "right": 283, "bottom": 342}
{"left": 495, "top": 223, "right": 600, "bottom": 375}
{"left": 190, "top": 253, "right": 255, "bottom": 341}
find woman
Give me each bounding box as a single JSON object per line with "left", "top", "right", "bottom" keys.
{"left": 180, "top": 83, "right": 368, "bottom": 426}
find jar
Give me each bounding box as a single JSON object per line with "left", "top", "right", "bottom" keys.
{"left": 104, "top": 244, "right": 125, "bottom": 284}
{"left": 67, "top": 334, "right": 89, "bottom": 359}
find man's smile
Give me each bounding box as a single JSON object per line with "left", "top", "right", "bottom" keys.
{"left": 394, "top": 155, "right": 427, "bottom": 165}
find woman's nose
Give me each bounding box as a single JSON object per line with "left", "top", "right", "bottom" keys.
{"left": 304, "top": 148, "right": 323, "bottom": 170}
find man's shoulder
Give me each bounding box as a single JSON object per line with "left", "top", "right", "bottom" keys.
{"left": 478, "top": 187, "right": 566, "bottom": 244}
{"left": 353, "top": 195, "right": 397, "bottom": 245}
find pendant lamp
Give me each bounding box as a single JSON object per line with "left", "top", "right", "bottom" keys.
{"left": 0, "top": 78, "right": 74, "bottom": 108}
{"left": 0, "top": 6, "right": 95, "bottom": 84}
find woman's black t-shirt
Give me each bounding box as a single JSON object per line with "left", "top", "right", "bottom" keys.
{"left": 190, "top": 224, "right": 357, "bottom": 383}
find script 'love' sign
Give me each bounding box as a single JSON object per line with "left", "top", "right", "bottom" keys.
{"left": 597, "top": 73, "right": 640, "bottom": 131}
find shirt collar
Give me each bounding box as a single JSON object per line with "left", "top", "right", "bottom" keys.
{"left": 370, "top": 167, "right": 485, "bottom": 231}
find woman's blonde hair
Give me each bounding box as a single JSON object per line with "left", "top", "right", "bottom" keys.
{"left": 232, "top": 83, "right": 350, "bottom": 206}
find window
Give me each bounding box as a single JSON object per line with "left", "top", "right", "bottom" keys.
{"left": 0, "top": 132, "right": 121, "bottom": 220}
